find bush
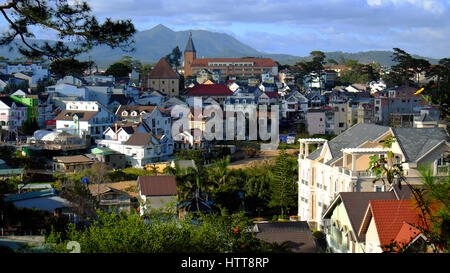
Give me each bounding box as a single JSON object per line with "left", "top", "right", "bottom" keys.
{"left": 313, "top": 230, "right": 326, "bottom": 240}
{"left": 272, "top": 215, "right": 278, "bottom": 222}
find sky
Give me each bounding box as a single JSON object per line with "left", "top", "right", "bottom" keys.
{"left": 2, "top": 0, "right": 450, "bottom": 59}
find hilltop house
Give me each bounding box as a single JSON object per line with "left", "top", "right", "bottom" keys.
{"left": 297, "top": 123, "right": 449, "bottom": 230}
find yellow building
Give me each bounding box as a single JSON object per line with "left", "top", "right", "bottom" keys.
{"left": 298, "top": 123, "right": 449, "bottom": 230}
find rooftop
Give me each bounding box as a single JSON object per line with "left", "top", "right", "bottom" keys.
{"left": 138, "top": 175, "right": 177, "bottom": 196}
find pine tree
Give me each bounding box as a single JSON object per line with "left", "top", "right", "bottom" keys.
{"left": 268, "top": 149, "right": 298, "bottom": 216}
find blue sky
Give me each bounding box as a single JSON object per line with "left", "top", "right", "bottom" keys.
{"left": 2, "top": 0, "right": 450, "bottom": 59}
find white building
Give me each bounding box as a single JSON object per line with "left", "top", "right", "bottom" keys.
{"left": 54, "top": 101, "right": 117, "bottom": 139}
{"left": 97, "top": 131, "right": 174, "bottom": 168}
{"left": 0, "top": 96, "right": 28, "bottom": 132}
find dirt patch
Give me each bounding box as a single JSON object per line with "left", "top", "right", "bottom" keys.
{"left": 90, "top": 181, "right": 140, "bottom": 198}
{"left": 228, "top": 149, "right": 298, "bottom": 169}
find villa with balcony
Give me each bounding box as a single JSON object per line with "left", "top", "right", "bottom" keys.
{"left": 297, "top": 123, "right": 449, "bottom": 230}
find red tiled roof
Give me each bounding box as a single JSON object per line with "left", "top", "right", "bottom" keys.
{"left": 265, "top": 91, "right": 278, "bottom": 98}
{"left": 393, "top": 222, "right": 423, "bottom": 250}
{"left": 191, "top": 58, "right": 277, "bottom": 67}
{"left": 147, "top": 57, "right": 179, "bottom": 79}
{"left": 369, "top": 200, "right": 423, "bottom": 247}
{"left": 185, "top": 84, "right": 233, "bottom": 96}
{"left": 138, "top": 175, "right": 177, "bottom": 196}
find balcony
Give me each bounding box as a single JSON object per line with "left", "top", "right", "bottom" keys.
{"left": 99, "top": 199, "right": 130, "bottom": 206}
{"left": 437, "top": 165, "right": 449, "bottom": 175}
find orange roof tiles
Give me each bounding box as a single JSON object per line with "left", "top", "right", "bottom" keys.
{"left": 369, "top": 200, "right": 423, "bottom": 247}
{"left": 393, "top": 222, "right": 423, "bottom": 249}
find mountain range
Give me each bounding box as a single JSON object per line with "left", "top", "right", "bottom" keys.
{"left": 0, "top": 24, "right": 440, "bottom": 69}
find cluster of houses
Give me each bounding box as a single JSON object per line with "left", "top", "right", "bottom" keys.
{"left": 0, "top": 33, "right": 448, "bottom": 253}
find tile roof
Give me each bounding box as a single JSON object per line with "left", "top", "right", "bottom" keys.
{"left": 184, "top": 84, "right": 233, "bottom": 96}
{"left": 88, "top": 184, "right": 129, "bottom": 197}
{"left": 116, "top": 105, "right": 157, "bottom": 117}
{"left": 138, "top": 175, "right": 177, "bottom": 196}
{"left": 54, "top": 110, "right": 97, "bottom": 121}
{"left": 124, "top": 132, "right": 154, "bottom": 146}
{"left": 393, "top": 222, "right": 423, "bottom": 250}
{"left": 147, "top": 57, "right": 179, "bottom": 79}
{"left": 334, "top": 192, "right": 397, "bottom": 242}
{"left": 254, "top": 222, "right": 317, "bottom": 253}
{"left": 392, "top": 127, "right": 448, "bottom": 162}
{"left": 308, "top": 123, "right": 391, "bottom": 163}
{"left": 366, "top": 200, "right": 423, "bottom": 247}
{"left": 264, "top": 91, "right": 278, "bottom": 98}
{"left": 53, "top": 155, "right": 95, "bottom": 164}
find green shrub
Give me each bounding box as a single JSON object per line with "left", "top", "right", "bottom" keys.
{"left": 313, "top": 230, "right": 325, "bottom": 240}
{"left": 272, "top": 215, "right": 278, "bottom": 222}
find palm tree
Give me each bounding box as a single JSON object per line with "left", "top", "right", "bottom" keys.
{"left": 213, "top": 156, "right": 230, "bottom": 185}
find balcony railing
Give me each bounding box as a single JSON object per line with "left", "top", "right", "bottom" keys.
{"left": 99, "top": 199, "right": 130, "bottom": 205}
{"left": 437, "top": 165, "right": 449, "bottom": 175}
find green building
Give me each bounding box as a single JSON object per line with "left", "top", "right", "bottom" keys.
{"left": 10, "top": 94, "right": 39, "bottom": 123}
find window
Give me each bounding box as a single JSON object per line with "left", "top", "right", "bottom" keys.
{"left": 339, "top": 122, "right": 345, "bottom": 128}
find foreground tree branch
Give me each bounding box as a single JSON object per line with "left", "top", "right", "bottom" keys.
{"left": 0, "top": 0, "right": 136, "bottom": 60}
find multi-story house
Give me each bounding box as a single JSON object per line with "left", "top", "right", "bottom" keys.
{"left": 55, "top": 101, "right": 117, "bottom": 139}
{"left": 297, "top": 123, "right": 449, "bottom": 230}
{"left": 224, "top": 87, "right": 260, "bottom": 114}
{"left": 374, "top": 86, "right": 424, "bottom": 126}
{"left": 328, "top": 102, "right": 348, "bottom": 135}
{"left": 97, "top": 131, "right": 174, "bottom": 168}
{"left": 0, "top": 96, "right": 28, "bottom": 133}
{"left": 280, "top": 90, "right": 309, "bottom": 119}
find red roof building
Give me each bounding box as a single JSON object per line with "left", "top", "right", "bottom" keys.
{"left": 358, "top": 200, "right": 427, "bottom": 252}
{"left": 183, "top": 33, "right": 278, "bottom": 77}
{"left": 183, "top": 84, "right": 233, "bottom": 104}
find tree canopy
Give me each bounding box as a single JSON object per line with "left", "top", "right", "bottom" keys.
{"left": 104, "top": 61, "right": 132, "bottom": 78}
{"left": 0, "top": 1, "right": 136, "bottom": 60}
{"left": 50, "top": 58, "right": 94, "bottom": 78}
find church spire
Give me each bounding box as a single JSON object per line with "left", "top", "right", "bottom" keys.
{"left": 185, "top": 32, "right": 196, "bottom": 53}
